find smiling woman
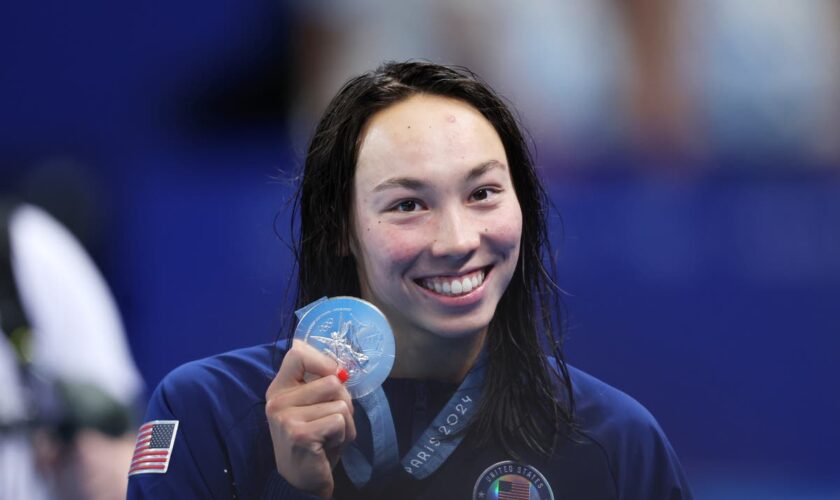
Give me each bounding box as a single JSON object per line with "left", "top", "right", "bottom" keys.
{"left": 127, "top": 62, "right": 693, "bottom": 500}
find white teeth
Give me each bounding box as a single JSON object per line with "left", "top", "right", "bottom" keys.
{"left": 420, "top": 268, "right": 487, "bottom": 297}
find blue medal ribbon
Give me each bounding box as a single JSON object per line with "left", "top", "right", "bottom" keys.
{"left": 342, "top": 349, "right": 488, "bottom": 488}
{"left": 340, "top": 388, "right": 399, "bottom": 485}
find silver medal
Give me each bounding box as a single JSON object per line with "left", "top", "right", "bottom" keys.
{"left": 294, "top": 296, "right": 395, "bottom": 399}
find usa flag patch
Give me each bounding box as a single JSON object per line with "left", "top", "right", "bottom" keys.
{"left": 128, "top": 420, "right": 179, "bottom": 475}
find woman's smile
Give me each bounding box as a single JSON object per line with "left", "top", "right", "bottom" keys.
{"left": 417, "top": 266, "right": 488, "bottom": 297}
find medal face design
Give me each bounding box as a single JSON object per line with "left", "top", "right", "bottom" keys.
{"left": 295, "top": 296, "right": 395, "bottom": 398}
{"left": 473, "top": 461, "right": 555, "bottom": 500}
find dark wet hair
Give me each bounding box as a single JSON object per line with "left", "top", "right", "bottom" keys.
{"left": 291, "top": 61, "right": 574, "bottom": 457}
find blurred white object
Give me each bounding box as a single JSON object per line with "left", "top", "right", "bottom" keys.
{"left": 9, "top": 203, "right": 143, "bottom": 406}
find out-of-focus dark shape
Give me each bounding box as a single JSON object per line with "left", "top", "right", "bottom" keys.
{"left": 175, "top": 2, "right": 298, "bottom": 135}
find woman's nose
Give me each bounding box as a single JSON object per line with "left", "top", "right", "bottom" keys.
{"left": 429, "top": 207, "right": 480, "bottom": 259}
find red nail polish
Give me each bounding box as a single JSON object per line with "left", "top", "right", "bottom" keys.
{"left": 337, "top": 368, "right": 349, "bottom": 383}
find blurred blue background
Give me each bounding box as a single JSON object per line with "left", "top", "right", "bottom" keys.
{"left": 2, "top": 1, "right": 839, "bottom": 497}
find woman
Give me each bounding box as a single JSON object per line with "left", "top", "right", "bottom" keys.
{"left": 127, "top": 61, "right": 692, "bottom": 499}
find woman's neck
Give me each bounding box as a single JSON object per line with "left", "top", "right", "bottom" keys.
{"left": 389, "top": 328, "right": 486, "bottom": 383}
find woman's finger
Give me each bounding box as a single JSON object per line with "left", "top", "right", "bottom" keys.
{"left": 268, "top": 340, "right": 340, "bottom": 395}
{"left": 281, "top": 400, "right": 354, "bottom": 429}
{"left": 266, "top": 371, "right": 353, "bottom": 415}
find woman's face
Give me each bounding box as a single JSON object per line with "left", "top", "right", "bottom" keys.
{"left": 351, "top": 94, "right": 522, "bottom": 342}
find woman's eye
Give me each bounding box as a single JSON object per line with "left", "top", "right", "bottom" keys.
{"left": 470, "top": 187, "right": 498, "bottom": 202}
{"left": 394, "top": 200, "right": 421, "bottom": 212}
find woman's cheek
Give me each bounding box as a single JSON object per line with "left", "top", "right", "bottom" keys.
{"left": 486, "top": 210, "right": 523, "bottom": 251}
{"left": 377, "top": 227, "right": 427, "bottom": 264}
{"left": 360, "top": 221, "right": 425, "bottom": 265}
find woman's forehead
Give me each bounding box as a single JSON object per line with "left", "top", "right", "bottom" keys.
{"left": 355, "top": 94, "right": 507, "bottom": 189}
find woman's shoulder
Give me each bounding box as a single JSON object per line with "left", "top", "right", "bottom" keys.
{"left": 162, "top": 342, "right": 283, "bottom": 386}
{"left": 148, "top": 341, "right": 290, "bottom": 425}
{"left": 562, "top": 364, "right": 692, "bottom": 497}
{"left": 129, "top": 343, "right": 296, "bottom": 496}
{"left": 566, "top": 364, "right": 661, "bottom": 436}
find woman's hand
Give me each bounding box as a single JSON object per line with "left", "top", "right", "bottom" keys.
{"left": 265, "top": 340, "right": 356, "bottom": 498}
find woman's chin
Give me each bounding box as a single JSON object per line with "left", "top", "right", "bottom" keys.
{"left": 417, "top": 318, "right": 490, "bottom": 343}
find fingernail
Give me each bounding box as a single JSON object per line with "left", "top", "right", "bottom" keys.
{"left": 337, "top": 368, "right": 349, "bottom": 383}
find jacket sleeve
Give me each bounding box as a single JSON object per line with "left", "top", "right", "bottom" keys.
{"left": 126, "top": 367, "right": 228, "bottom": 499}
{"left": 127, "top": 358, "right": 330, "bottom": 499}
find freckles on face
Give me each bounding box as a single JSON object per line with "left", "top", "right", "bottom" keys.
{"left": 352, "top": 206, "right": 423, "bottom": 295}
{"left": 355, "top": 194, "right": 418, "bottom": 258}
{"left": 364, "top": 223, "right": 423, "bottom": 267}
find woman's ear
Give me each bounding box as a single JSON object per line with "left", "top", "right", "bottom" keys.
{"left": 347, "top": 234, "right": 358, "bottom": 258}
{"left": 343, "top": 203, "right": 360, "bottom": 258}
{"left": 340, "top": 222, "right": 359, "bottom": 258}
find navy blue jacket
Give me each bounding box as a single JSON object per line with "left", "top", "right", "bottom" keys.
{"left": 127, "top": 342, "right": 692, "bottom": 499}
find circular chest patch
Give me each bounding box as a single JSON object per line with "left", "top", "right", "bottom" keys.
{"left": 472, "top": 460, "right": 554, "bottom": 500}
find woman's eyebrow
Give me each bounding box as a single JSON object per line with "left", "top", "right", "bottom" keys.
{"left": 373, "top": 176, "right": 427, "bottom": 193}
{"left": 372, "top": 160, "right": 507, "bottom": 193}
{"left": 465, "top": 160, "right": 506, "bottom": 182}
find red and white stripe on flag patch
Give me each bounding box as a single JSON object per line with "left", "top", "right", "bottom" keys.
{"left": 128, "top": 420, "right": 179, "bottom": 475}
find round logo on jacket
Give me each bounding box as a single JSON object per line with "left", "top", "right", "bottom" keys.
{"left": 473, "top": 460, "right": 554, "bottom": 500}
